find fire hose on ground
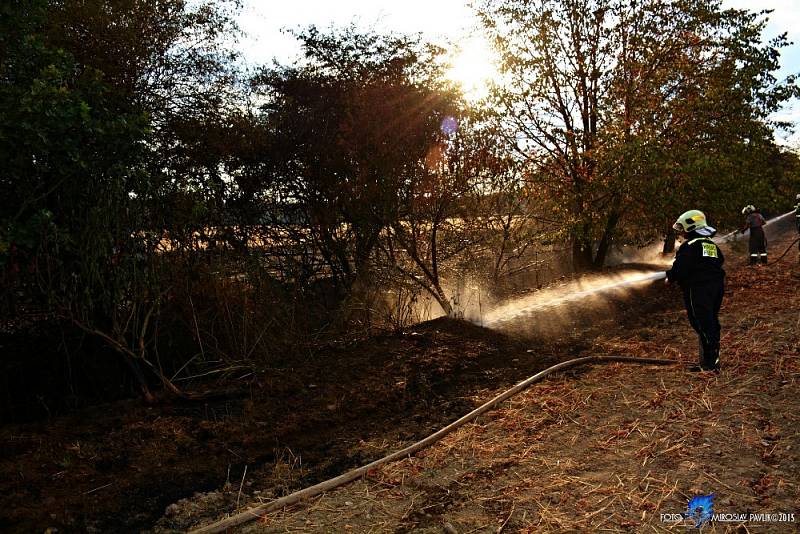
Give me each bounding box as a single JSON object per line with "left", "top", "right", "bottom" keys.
{"left": 769, "top": 237, "right": 800, "bottom": 265}
{"left": 190, "top": 355, "right": 681, "bottom": 534}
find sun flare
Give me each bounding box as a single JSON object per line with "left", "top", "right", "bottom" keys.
{"left": 446, "top": 37, "right": 497, "bottom": 101}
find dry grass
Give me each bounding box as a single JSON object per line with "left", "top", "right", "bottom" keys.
{"left": 232, "top": 239, "right": 800, "bottom": 533}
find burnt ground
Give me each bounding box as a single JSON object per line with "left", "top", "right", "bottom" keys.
{"left": 1, "top": 226, "right": 798, "bottom": 533}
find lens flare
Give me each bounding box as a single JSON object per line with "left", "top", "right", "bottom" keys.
{"left": 440, "top": 116, "right": 458, "bottom": 135}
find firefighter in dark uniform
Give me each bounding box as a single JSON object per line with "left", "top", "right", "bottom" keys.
{"left": 740, "top": 205, "right": 767, "bottom": 264}
{"left": 665, "top": 210, "right": 725, "bottom": 373}
{"left": 795, "top": 194, "right": 800, "bottom": 252}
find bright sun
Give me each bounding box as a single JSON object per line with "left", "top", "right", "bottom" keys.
{"left": 446, "top": 37, "right": 497, "bottom": 101}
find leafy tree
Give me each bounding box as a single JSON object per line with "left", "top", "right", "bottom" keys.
{"left": 252, "top": 27, "right": 462, "bottom": 290}
{"left": 478, "top": 0, "right": 798, "bottom": 268}
{"left": 0, "top": 0, "right": 244, "bottom": 399}
{"left": 615, "top": 4, "right": 800, "bottom": 249}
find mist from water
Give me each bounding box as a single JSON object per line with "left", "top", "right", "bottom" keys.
{"left": 478, "top": 270, "right": 667, "bottom": 327}
{"left": 405, "top": 210, "right": 795, "bottom": 330}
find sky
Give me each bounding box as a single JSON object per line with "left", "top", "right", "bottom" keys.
{"left": 236, "top": 1, "right": 480, "bottom": 67}
{"left": 237, "top": 0, "right": 800, "bottom": 145}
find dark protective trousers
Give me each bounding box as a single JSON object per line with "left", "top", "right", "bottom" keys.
{"left": 682, "top": 280, "right": 724, "bottom": 368}
{"left": 748, "top": 226, "right": 767, "bottom": 264}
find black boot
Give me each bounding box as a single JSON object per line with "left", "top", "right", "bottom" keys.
{"left": 702, "top": 346, "right": 720, "bottom": 372}
{"left": 690, "top": 346, "right": 720, "bottom": 373}
{"left": 690, "top": 341, "right": 704, "bottom": 372}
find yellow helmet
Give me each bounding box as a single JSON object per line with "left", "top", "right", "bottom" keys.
{"left": 672, "top": 209, "right": 707, "bottom": 233}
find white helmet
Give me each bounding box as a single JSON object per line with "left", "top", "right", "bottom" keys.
{"left": 672, "top": 209, "right": 707, "bottom": 233}
{"left": 796, "top": 193, "right": 800, "bottom": 201}
{"left": 742, "top": 205, "right": 755, "bottom": 215}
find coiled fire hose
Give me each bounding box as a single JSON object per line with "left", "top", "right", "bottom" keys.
{"left": 190, "top": 355, "right": 680, "bottom": 533}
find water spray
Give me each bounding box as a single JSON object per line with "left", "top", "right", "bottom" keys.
{"left": 481, "top": 271, "right": 666, "bottom": 327}
{"left": 715, "top": 209, "right": 797, "bottom": 243}
{"left": 481, "top": 209, "right": 798, "bottom": 328}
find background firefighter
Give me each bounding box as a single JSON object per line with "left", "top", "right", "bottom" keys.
{"left": 795, "top": 194, "right": 800, "bottom": 253}
{"left": 740, "top": 205, "right": 767, "bottom": 265}
{"left": 665, "top": 210, "right": 725, "bottom": 373}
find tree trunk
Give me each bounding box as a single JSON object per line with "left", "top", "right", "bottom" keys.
{"left": 593, "top": 211, "right": 621, "bottom": 269}
{"left": 593, "top": 236, "right": 611, "bottom": 270}
{"left": 572, "top": 238, "right": 593, "bottom": 272}
{"left": 122, "top": 355, "right": 156, "bottom": 403}
{"left": 431, "top": 284, "right": 453, "bottom": 317}
{"left": 662, "top": 227, "right": 676, "bottom": 254}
